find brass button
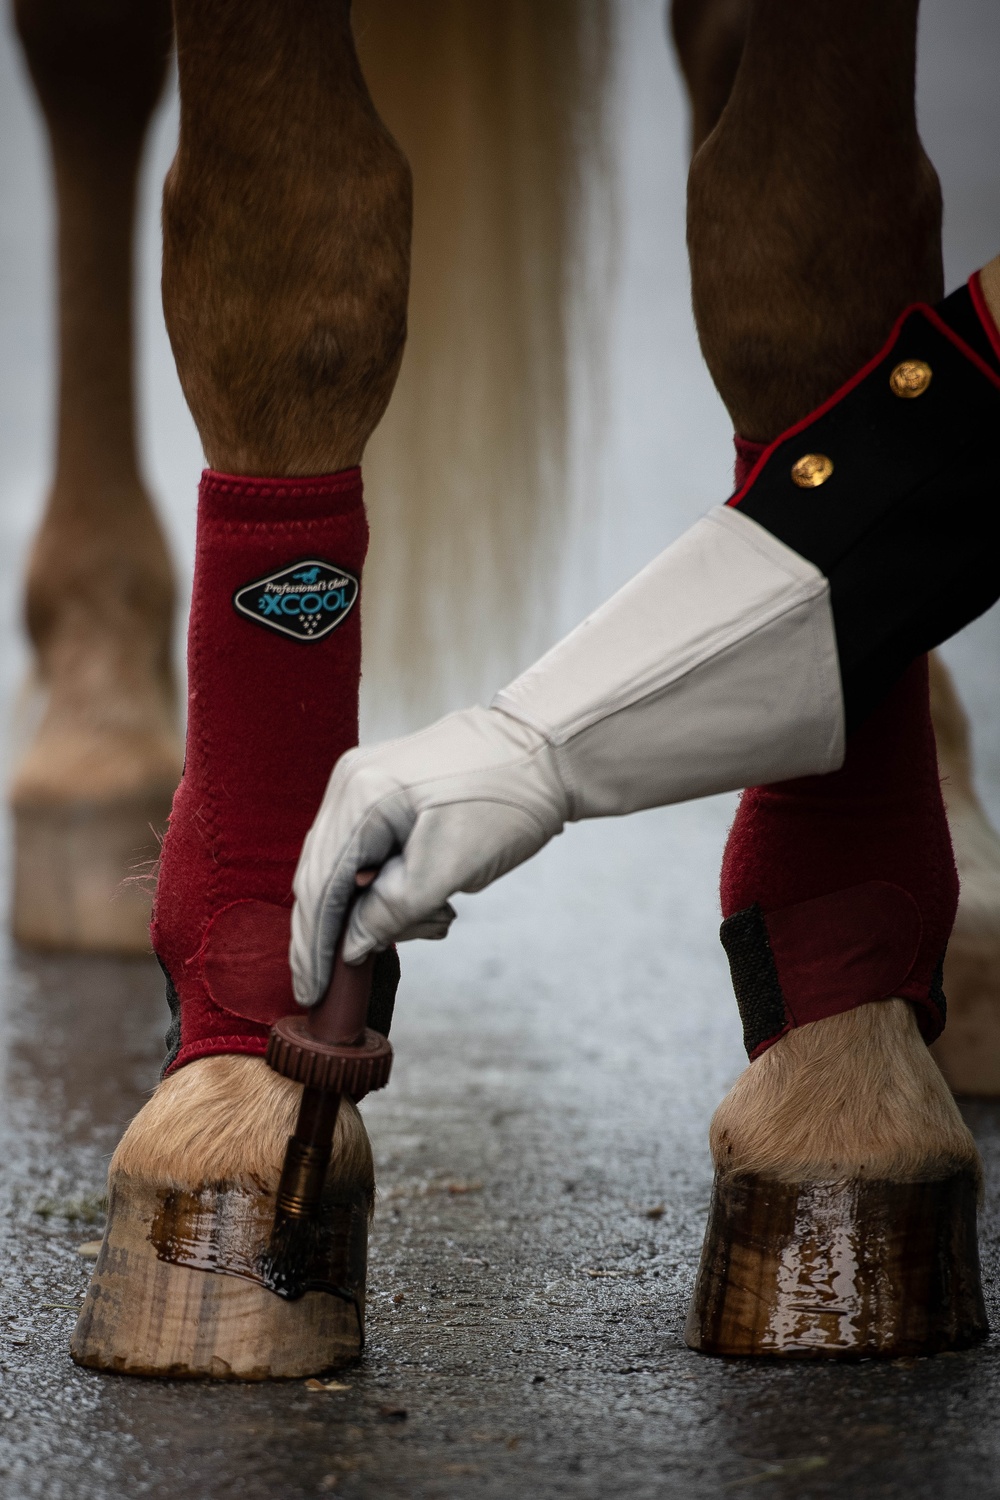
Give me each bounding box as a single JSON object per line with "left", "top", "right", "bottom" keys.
{"left": 791, "top": 453, "right": 834, "bottom": 488}
{"left": 889, "top": 359, "right": 932, "bottom": 398}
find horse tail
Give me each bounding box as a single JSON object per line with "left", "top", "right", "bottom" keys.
{"left": 353, "top": 0, "right": 614, "bottom": 728}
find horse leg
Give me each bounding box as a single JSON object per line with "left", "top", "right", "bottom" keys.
{"left": 71, "top": 0, "right": 410, "bottom": 1379}
{"left": 682, "top": 0, "right": 985, "bottom": 1356}
{"left": 671, "top": 0, "right": 1000, "bottom": 1101}
{"left": 669, "top": 0, "right": 747, "bottom": 152}
{"left": 10, "top": 0, "right": 181, "bottom": 954}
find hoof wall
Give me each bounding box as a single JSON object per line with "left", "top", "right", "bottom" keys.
{"left": 71, "top": 1177, "right": 368, "bottom": 1380}
{"left": 685, "top": 1171, "right": 987, "bottom": 1359}
{"left": 12, "top": 794, "right": 172, "bottom": 955}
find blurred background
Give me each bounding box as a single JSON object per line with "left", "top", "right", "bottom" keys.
{"left": 0, "top": 7, "right": 998, "bottom": 1489}
{"left": 2, "top": 0, "right": 999, "bottom": 757}
{"left": 0, "top": 0, "right": 998, "bottom": 1001}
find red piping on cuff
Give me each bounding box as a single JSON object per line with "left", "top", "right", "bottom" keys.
{"left": 969, "top": 269, "right": 1000, "bottom": 365}
{"left": 726, "top": 287, "right": 1000, "bottom": 509}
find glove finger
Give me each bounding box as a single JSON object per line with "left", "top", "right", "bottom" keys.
{"left": 344, "top": 897, "right": 455, "bottom": 962}
{"left": 344, "top": 803, "right": 547, "bottom": 959}
{"left": 291, "top": 841, "right": 387, "bottom": 1006}
{"left": 394, "top": 904, "right": 457, "bottom": 942}
{"left": 292, "top": 791, "right": 411, "bottom": 1006}
{"left": 305, "top": 796, "right": 550, "bottom": 984}
{"left": 340, "top": 854, "right": 424, "bottom": 960}
{"left": 290, "top": 893, "right": 340, "bottom": 1008}
{"left": 352, "top": 832, "right": 462, "bottom": 944}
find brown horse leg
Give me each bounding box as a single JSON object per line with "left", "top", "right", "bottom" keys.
{"left": 10, "top": 0, "right": 182, "bottom": 954}
{"left": 672, "top": 0, "right": 1000, "bottom": 1103}
{"left": 682, "top": 0, "right": 985, "bottom": 1357}
{"left": 71, "top": 0, "right": 410, "bottom": 1379}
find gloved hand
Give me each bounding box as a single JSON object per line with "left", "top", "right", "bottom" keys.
{"left": 290, "top": 707, "right": 569, "bottom": 1004}
{"left": 292, "top": 262, "right": 1000, "bottom": 1006}
{"left": 291, "top": 505, "right": 843, "bottom": 1005}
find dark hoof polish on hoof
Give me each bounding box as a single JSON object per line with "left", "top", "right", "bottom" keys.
{"left": 70, "top": 1176, "right": 369, "bottom": 1380}
{"left": 685, "top": 1171, "right": 988, "bottom": 1359}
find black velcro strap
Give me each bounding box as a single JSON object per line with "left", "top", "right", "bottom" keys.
{"left": 158, "top": 956, "right": 182, "bottom": 1078}
{"left": 719, "top": 904, "right": 788, "bottom": 1058}
{"left": 368, "top": 946, "right": 400, "bottom": 1038}
{"left": 927, "top": 951, "right": 947, "bottom": 1033}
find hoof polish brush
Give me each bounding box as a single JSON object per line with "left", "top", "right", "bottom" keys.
{"left": 263, "top": 871, "right": 392, "bottom": 1297}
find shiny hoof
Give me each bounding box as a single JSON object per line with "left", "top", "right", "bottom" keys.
{"left": 12, "top": 792, "right": 172, "bottom": 955}
{"left": 71, "top": 1173, "right": 370, "bottom": 1380}
{"left": 685, "top": 1170, "right": 988, "bottom": 1359}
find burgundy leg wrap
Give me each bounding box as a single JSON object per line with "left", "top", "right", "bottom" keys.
{"left": 720, "top": 439, "right": 957, "bottom": 1059}
{"left": 152, "top": 468, "right": 396, "bottom": 1076}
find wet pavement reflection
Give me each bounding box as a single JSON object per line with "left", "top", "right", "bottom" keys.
{"left": 1, "top": 803, "right": 1000, "bottom": 1497}
{"left": 2, "top": 0, "right": 1000, "bottom": 1494}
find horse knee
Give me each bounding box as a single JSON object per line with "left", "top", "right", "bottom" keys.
{"left": 162, "top": 2, "right": 412, "bottom": 476}
{"left": 685, "top": 0, "right": 943, "bottom": 440}
{"left": 688, "top": 137, "right": 943, "bottom": 441}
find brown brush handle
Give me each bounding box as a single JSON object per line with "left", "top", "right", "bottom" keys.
{"left": 266, "top": 868, "right": 393, "bottom": 1097}
{"left": 267, "top": 870, "right": 391, "bottom": 1245}
{"left": 304, "top": 869, "right": 377, "bottom": 1047}
{"left": 272, "top": 1089, "right": 343, "bottom": 1223}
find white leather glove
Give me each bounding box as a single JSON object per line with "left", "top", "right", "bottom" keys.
{"left": 291, "top": 707, "right": 569, "bottom": 1000}
{"left": 291, "top": 505, "right": 844, "bottom": 1005}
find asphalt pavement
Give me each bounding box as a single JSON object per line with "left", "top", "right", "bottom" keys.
{"left": 1, "top": 1, "right": 1000, "bottom": 1495}
{"left": 2, "top": 797, "right": 1000, "bottom": 1498}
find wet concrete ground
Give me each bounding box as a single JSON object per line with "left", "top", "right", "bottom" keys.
{"left": 3, "top": 798, "right": 1000, "bottom": 1500}
{"left": 2, "top": 1, "right": 1000, "bottom": 1496}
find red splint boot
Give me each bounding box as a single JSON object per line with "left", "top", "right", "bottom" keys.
{"left": 720, "top": 653, "right": 955, "bottom": 1056}
{"left": 720, "top": 439, "right": 956, "bottom": 1056}
{"left": 153, "top": 467, "right": 397, "bottom": 1070}
{"left": 71, "top": 467, "right": 396, "bottom": 1382}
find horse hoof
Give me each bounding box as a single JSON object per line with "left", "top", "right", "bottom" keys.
{"left": 684, "top": 1170, "right": 988, "bottom": 1358}
{"left": 70, "top": 1173, "right": 370, "bottom": 1380}
{"left": 11, "top": 792, "right": 173, "bottom": 954}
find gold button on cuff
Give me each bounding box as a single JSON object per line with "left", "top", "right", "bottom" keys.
{"left": 889, "top": 359, "right": 932, "bottom": 398}
{"left": 791, "top": 453, "right": 834, "bottom": 489}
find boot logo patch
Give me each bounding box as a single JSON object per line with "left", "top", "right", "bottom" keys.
{"left": 233, "top": 559, "right": 359, "bottom": 642}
